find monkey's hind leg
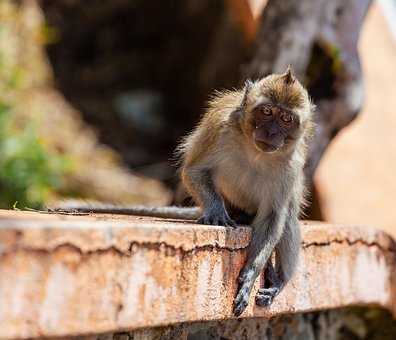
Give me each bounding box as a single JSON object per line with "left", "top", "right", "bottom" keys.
{"left": 256, "top": 217, "right": 301, "bottom": 307}
{"left": 233, "top": 211, "right": 284, "bottom": 316}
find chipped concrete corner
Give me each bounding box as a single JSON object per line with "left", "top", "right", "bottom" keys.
{"left": 0, "top": 210, "right": 396, "bottom": 339}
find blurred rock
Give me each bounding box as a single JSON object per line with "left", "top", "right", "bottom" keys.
{"left": 315, "top": 4, "right": 396, "bottom": 235}
{"left": 0, "top": 0, "right": 170, "bottom": 206}
{"left": 39, "top": 0, "right": 244, "bottom": 175}
{"left": 113, "top": 90, "right": 165, "bottom": 135}
{"left": 30, "top": 88, "right": 171, "bottom": 205}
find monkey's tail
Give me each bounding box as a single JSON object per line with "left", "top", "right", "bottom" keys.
{"left": 47, "top": 201, "right": 201, "bottom": 220}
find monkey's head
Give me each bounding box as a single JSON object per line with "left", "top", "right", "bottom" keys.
{"left": 238, "top": 66, "right": 314, "bottom": 154}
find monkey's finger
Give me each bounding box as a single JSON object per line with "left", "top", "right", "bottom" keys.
{"left": 198, "top": 215, "right": 219, "bottom": 226}
{"left": 216, "top": 214, "right": 236, "bottom": 228}
{"left": 225, "top": 218, "right": 237, "bottom": 228}
{"left": 209, "top": 216, "right": 219, "bottom": 225}
{"left": 198, "top": 214, "right": 226, "bottom": 226}
{"left": 197, "top": 216, "right": 211, "bottom": 225}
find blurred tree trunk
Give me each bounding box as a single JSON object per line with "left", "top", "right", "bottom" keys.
{"left": 40, "top": 0, "right": 373, "bottom": 216}
{"left": 40, "top": 1, "right": 234, "bottom": 182}
{"left": 242, "top": 0, "right": 372, "bottom": 217}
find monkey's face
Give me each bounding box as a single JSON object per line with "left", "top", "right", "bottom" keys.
{"left": 251, "top": 103, "right": 300, "bottom": 153}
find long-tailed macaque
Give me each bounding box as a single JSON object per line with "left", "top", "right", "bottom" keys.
{"left": 52, "top": 66, "right": 314, "bottom": 316}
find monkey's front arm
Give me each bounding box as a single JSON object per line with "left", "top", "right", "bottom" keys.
{"left": 182, "top": 167, "right": 236, "bottom": 227}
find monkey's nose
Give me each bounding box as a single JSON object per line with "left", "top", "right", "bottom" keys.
{"left": 267, "top": 125, "right": 279, "bottom": 137}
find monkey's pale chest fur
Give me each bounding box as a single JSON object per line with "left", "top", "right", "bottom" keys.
{"left": 213, "top": 139, "right": 285, "bottom": 216}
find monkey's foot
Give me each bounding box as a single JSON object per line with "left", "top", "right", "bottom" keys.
{"left": 233, "top": 268, "right": 256, "bottom": 316}
{"left": 255, "top": 286, "right": 280, "bottom": 307}
{"left": 233, "top": 283, "right": 251, "bottom": 316}
{"left": 197, "top": 211, "right": 236, "bottom": 227}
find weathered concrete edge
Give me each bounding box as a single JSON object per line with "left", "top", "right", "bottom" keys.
{"left": 0, "top": 210, "right": 395, "bottom": 339}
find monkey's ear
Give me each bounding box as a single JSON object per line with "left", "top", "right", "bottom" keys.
{"left": 240, "top": 79, "right": 253, "bottom": 108}
{"left": 230, "top": 79, "right": 253, "bottom": 121}
{"left": 282, "top": 65, "right": 295, "bottom": 85}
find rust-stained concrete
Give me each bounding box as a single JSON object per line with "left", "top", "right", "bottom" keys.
{"left": 0, "top": 210, "right": 396, "bottom": 339}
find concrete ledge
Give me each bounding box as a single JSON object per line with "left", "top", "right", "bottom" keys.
{"left": 0, "top": 210, "right": 395, "bottom": 339}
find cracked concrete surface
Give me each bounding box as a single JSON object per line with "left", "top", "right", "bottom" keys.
{"left": 0, "top": 210, "right": 396, "bottom": 339}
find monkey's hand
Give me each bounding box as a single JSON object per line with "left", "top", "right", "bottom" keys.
{"left": 197, "top": 205, "right": 236, "bottom": 227}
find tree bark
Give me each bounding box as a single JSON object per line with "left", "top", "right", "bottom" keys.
{"left": 40, "top": 0, "right": 373, "bottom": 215}
{"left": 244, "top": 0, "right": 372, "bottom": 181}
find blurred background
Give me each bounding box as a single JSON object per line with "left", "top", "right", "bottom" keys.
{"left": 0, "top": 0, "right": 395, "bottom": 234}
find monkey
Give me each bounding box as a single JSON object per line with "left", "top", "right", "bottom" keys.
{"left": 50, "top": 66, "right": 314, "bottom": 317}
{"left": 179, "top": 66, "right": 314, "bottom": 316}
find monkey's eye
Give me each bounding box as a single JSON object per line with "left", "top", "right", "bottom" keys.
{"left": 281, "top": 113, "right": 293, "bottom": 123}
{"left": 262, "top": 106, "right": 272, "bottom": 116}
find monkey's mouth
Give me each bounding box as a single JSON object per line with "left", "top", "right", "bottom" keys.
{"left": 254, "top": 140, "right": 282, "bottom": 153}
{"left": 253, "top": 130, "right": 284, "bottom": 153}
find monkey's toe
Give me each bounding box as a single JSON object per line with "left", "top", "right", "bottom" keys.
{"left": 255, "top": 287, "right": 279, "bottom": 307}
{"left": 221, "top": 215, "right": 236, "bottom": 227}
{"left": 197, "top": 213, "right": 236, "bottom": 227}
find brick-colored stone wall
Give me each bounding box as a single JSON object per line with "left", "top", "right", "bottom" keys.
{"left": 0, "top": 210, "right": 396, "bottom": 339}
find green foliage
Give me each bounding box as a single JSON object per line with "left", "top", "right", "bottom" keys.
{"left": 0, "top": 3, "right": 73, "bottom": 209}
{"left": 0, "top": 9, "right": 70, "bottom": 209}
{"left": 0, "top": 102, "right": 70, "bottom": 209}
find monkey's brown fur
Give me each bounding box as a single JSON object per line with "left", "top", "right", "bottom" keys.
{"left": 178, "top": 67, "right": 315, "bottom": 315}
